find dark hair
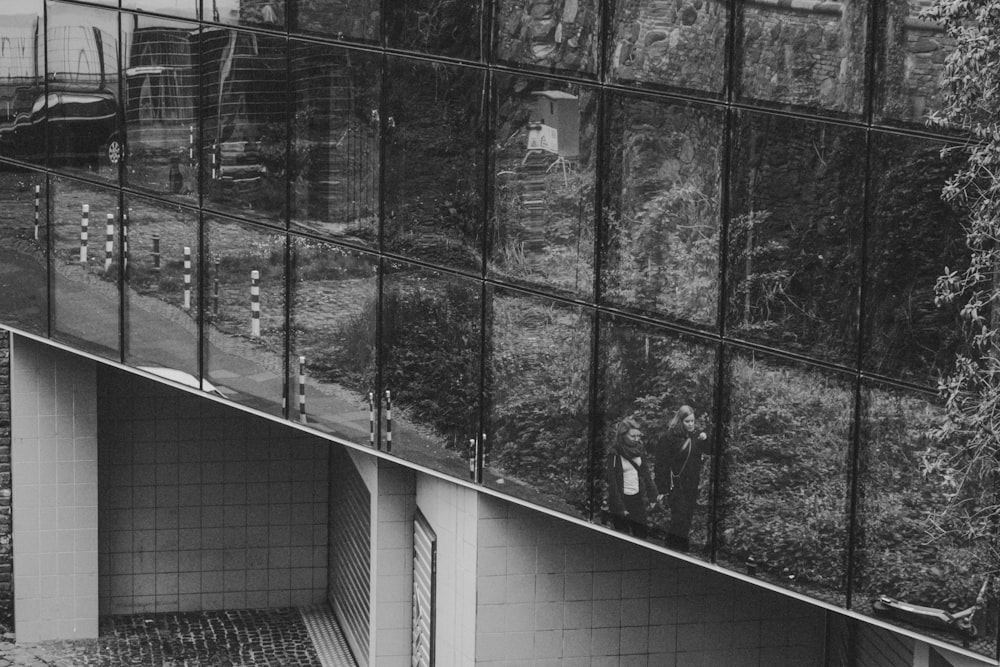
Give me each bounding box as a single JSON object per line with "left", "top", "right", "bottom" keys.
{"left": 667, "top": 405, "right": 695, "bottom": 434}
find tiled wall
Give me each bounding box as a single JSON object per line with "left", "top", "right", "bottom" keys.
{"left": 97, "top": 366, "right": 330, "bottom": 614}
{"left": 372, "top": 461, "right": 416, "bottom": 666}
{"left": 416, "top": 474, "right": 479, "bottom": 665}
{"left": 10, "top": 336, "right": 99, "bottom": 641}
{"left": 475, "top": 498, "right": 826, "bottom": 667}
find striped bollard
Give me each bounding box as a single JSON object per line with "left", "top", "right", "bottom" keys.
{"left": 298, "top": 356, "right": 306, "bottom": 423}
{"left": 250, "top": 270, "right": 260, "bottom": 338}
{"left": 104, "top": 214, "right": 114, "bottom": 272}
{"left": 122, "top": 212, "right": 129, "bottom": 272}
{"left": 33, "top": 185, "right": 39, "bottom": 241}
{"left": 384, "top": 389, "right": 392, "bottom": 452}
{"left": 152, "top": 234, "right": 161, "bottom": 272}
{"left": 211, "top": 143, "right": 218, "bottom": 180}
{"left": 188, "top": 125, "right": 194, "bottom": 167}
{"left": 367, "top": 392, "right": 374, "bottom": 448}
{"left": 469, "top": 438, "right": 476, "bottom": 480}
{"left": 79, "top": 204, "right": 89, "bottom": 263}
{"left": 183, "top": 246, "right": 192, "bottom": 310}
{"left": 213, "top": 258, "right": 220, "bottom": 315}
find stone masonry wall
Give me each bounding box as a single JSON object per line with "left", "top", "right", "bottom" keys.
{"left": 880, "top": 0, "right": 953, "bottom": 123}
{"left": 740, "top": 1, "right": 866, "bottom": 114}
{"left": 612, "top": 0, "right": 730, "bottom": 93}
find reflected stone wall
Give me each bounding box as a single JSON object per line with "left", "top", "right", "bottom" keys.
{"left": 612, "top": 0, "right": 728, "bottom": 91}
{"left": 880, "top": 0, "right": 953, "bottom": 122}
{"left": 739, "top": 1, "right": 867, "bottom": 113}
{"left": 496, "top": 0, "right": 601, "bottom": 72}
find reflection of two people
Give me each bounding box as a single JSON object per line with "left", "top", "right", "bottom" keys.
{"left": 606, "top": 405, "right": 709, "bottom": 552}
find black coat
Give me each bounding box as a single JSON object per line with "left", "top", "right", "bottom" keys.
{"left": 605, "top": 451, "right": 659, "bottom": 522}
{"left": 654, "top": 430, "right": 710, "bottom": 539}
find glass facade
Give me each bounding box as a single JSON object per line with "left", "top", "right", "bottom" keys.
{"left": 1, "top": 0, "right": 994, "bottom": 656}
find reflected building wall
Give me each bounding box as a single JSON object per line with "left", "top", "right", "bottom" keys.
{"left": 0, "top": 0, "right": 994, "bottom": 662}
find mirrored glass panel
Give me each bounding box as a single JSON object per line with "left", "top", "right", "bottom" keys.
{"left": 291, "top": 0, "right": 379, "bottom": 44}
{"left": 718, "top": 348, "right": 853, "bottom": 605}
{"left": 494, "top": 0, "right": 601, "bottom": 76}
{"left": 387, "top": 0, "right": 483, "bottom": 60}
{"left": 727, "top": 111, "right": 864, "bottom": 365}
{"left": 864, "top": 132, "right": 966, "bottom": 388}
{"left": 736, "top": 0, "right": 869, "bottom": 117}
{"left": 289, "top": 237, "right": 378, "bottom": 446}
{"left": 290, "top": 41, "right": 379, "bottom": 246}
{"left": 46, "top": 1, "right": 122, "bottom": 182}
{"left": 0, "top": 1, "right": 46, "bottom": 169}
{"left": 201, "top": 27, "right": 286, "bottom": 227}
{"left": 203, "top": 214, "right": 285, "bottom": 414}
{"left": 122, "top": 192, "right": 199, "bottom": 377}
{"left": 204, "top": 0, "right": 285, "bottom": 29}
{"left": 490, "top": 74, "right": 596, "bottom": 299}
{"left": 875, "top": 0, "right": 955, "bottom": 127}
{"left": 598, "top": 314, "right": 718, "bottom": 556}
{"left": 608, "top": 0, "right": 728, "bottom": 95}
{"left": 124, "top": 0, "right": 198, "bottom": 20}
{"left": 122, "top": 14, "right": 200, "bottom": 202}
{"left": 854, "top": 380, "right": 998, "bottom": 658}
{"left": 380, "top": 261, "right": 481, "bottom": 478}
{"left": 0, "top": 167, "right": 48, "bottom": 336}
{"left": 384, "top": 58, "right": 485, "bottom": 275}
{"left": 50, "top": 176, "right": 121, "bottom": 359}
{"left": 485, "top": 286, "right": 592, "bottom": 518}
{"left": 603, "top": 94, "right": 722, "bottom": 329}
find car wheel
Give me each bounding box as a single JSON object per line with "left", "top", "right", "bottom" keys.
{"left": 105, "top": 134, "right": 122, "bottom": 166}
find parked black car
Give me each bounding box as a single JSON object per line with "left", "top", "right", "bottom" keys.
{"left": 0, "top": 89, "right": 121, "bottom": 168}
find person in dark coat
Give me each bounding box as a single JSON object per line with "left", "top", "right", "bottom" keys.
{"left": 605, "top": 418, "right": 660, "bottom": 539}
{"left": 655, "top": 405, "right": 710, "bottom": 552}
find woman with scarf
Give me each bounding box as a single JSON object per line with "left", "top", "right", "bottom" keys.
{"left": 655, "top": 404, "right": 710, "bottom": 552}
{"left": 605, "top": 418, "right": 660, "bottom": 538}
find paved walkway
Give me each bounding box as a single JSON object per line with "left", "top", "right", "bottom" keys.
{"left": 0, "top": 607, "right": 355, "bottom": 667}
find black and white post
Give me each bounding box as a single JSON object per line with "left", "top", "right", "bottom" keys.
{"left": 189, "top": 125, "right": 194, "bottom": 167}
{"left": 80, "top": 204, "right": 89, "bottom": 263}
{"left": 250, "top": 270, "right": 260, "bottom": 338}
{"left": 104, "top": 213, "right": 114, "bottom": 272}
{"left": 298, "top": 356, "right": 306, "bottom": 423}
{"left": 152, "top": 233, "right": 161, "bottom": 272}
{"left": 384, "top": 389, "right": 392, "bottom": 453}
{"left": 469, "top": 438, "right": 476, "bottom": 480}
{"left": 33, "top": 185, "right": 39, "bottom": 241}
{"left": 213, "top": 258, "right": 220, "bottom": 315}
{"left": 368, "top": 392, "right": 374, "bottom": 448}
{"left": 122, "top": 211, "right": 128, "bottom": 272}
{"left": 183, "top": 246, "right": 192, "bottom": 310}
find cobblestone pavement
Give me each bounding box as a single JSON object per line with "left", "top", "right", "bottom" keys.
{"left": 0, "top": 608, "right": 326, "bottom": 667}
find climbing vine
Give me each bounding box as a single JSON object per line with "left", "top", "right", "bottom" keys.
{"left": 924, "top": 0, "right": 1000, "bottom": 548}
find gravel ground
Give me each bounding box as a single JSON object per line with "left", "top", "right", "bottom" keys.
{"left": 0, "top": 609, "right": 325, "bottom": 667}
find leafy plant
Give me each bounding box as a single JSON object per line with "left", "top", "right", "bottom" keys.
{"left": 921, "top": 0, "right": 1000, "bottom": 561}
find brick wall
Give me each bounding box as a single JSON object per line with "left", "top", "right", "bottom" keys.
{"left": 0, "top": 330, "right": 11, "bottom": 631}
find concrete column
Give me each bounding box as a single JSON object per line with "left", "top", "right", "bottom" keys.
{"left": 10, "top": 337, "right": 99, "bottom": 641}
